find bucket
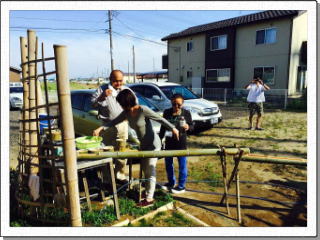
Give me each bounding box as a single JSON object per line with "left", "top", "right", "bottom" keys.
{"left": 39, "top": 113, "right": 54, "bottom": 134}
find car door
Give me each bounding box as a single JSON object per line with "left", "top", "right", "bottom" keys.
{"left": 71, "top": 93, "right": 87, "bottom": 136}
{"left": 142, "top": 86, "right": 166, "bottom": 110}
{"left": 82, "top": 94, "right": 101, "bottom": 136}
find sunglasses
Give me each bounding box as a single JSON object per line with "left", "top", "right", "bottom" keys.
{"left": 172, "top": 102, "right": 182, "bottom": 107}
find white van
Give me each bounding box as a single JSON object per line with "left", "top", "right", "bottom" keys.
{"left": 10, "top": 84, "right": 23, "bottom": 109}
{"left": 128, "top": 82, "right": 222, "bottom": 128}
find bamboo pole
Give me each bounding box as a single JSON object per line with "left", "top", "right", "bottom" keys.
{"left": 77, "top": 148, "right": 250, "bottom": 160}
{"left": 19, "top": 37, "right": 29, "bottom": 175}
{"left": 241, "top": 155, "right": 307, "bottom": 166}
{"left": 27, "top": 30, "right": 39, "bottom": 174}
{"left": 54, "top": 45, "right": 82, "bottom": 227}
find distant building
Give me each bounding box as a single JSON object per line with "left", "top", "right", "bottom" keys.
{"left": 162, "top": 10, "right": 307, "bottom": 95}
{"left": 10, "top": 67, "right": 21, "bottom": 82}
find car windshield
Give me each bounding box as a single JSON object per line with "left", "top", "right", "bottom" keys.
{"left": 10, "top": 87, "right": 23, "bottom": 93}
{"left": 159, "top": 86, "right": 199, "bottom": 100}
{"left": 137, "top": 95, "right": 159, "bottom": 112}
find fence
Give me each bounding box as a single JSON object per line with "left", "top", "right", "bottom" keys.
{"left": 192, "top": 88, "right": 289, "bottom": 109}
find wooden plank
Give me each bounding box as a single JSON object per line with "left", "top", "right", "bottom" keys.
{"left": 81, "top": 171, "right": 92, "bottom": 212}
{"left": 107, "top": 162, "right": 120, "bottom": 220}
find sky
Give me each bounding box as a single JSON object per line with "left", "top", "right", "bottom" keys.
{"left": 9, "top": 10, "right": 261, "bottom": 79}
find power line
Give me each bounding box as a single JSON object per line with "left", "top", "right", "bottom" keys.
{"left": 10, "top": 29, "right": 105, "bottom": 34}
{"left": 113, "top": 16, "right": 144, "bottom": 38}
{"left": 10, "top": 26, "right": 169, "bottom": 48}
{"left": 111, "top": 30, "right": 167, "bottom": 47}
{"left": 113, "top": 15, "right": 173, "bottom": 38}
{"left": 11, "top": 16, "right": 105, "bottom": 23}
{"left": 10, "top": 26, "right": 105, "bottom": 32}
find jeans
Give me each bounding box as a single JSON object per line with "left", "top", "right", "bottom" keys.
{"left": 165, "top": 156, "right": 187, "bottom": 189}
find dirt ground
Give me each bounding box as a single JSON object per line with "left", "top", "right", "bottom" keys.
{"left": 9, "top": 107, "right": 307, "bottom": 227}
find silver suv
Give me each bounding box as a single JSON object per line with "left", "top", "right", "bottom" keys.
{"left": 128, "top": 82, "right": 222, "bottom": 128}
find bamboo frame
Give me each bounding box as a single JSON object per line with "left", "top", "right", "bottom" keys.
{"left": 54, "top": 44, "right": 82, "bottom": 227}
{"left": 20, "top": 37, "right": 29, "bottom": 177}
{"left": 27, "top": 30, "right": 39, "bottom": 174}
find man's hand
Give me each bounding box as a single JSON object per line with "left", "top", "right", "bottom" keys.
{"left": 93, "top": 126, "right": 104, "bottom": 136}
{"left": 172, "top": 128, "right": 179, "bottom": 141}
{"left": 104, "top": 89, "right": 113, "bottom": 97}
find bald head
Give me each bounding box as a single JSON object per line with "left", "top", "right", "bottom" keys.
{"left": 110, "top": 70, "right": 124, "bottom": 89}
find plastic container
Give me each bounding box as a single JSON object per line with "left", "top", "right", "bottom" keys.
{"left": 39, "top": 113, "right": 54, "bottom": 134}
{"left": 75, "top": 136, "right": 103, "bottom": 149}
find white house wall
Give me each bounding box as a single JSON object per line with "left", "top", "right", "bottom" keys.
{"left": 234, "top": 18, "right": 292, "bottom": 90}
{"left": 288, "top": 11, "right": 308, "bottom": 95}
{"left": 168, "top": 34, "right": 205, "bottom": 87}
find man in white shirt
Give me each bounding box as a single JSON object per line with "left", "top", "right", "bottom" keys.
{"left": 91, "top": 70, "right": 132, "bottom": 181}
{"left": 244, "top": 77, "right": 270, "bottom": 130}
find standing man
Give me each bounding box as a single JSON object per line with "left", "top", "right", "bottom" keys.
{"left": 91, "top": 70, "right": 132, "bottom": 181}
{"left": 244, "top": 77, "right": 270, "bottom": 130}
{"left": 159, "top": 94, "right": 193, "bottom": 194}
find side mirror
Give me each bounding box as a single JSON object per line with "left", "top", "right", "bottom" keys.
{"left": 88, "top": 110, "right": 99, "bottom": 119}
{"left": 152, "top": 95, "right": 161, "bottom": 101}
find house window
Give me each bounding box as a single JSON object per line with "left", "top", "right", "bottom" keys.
{"left": 206, "top": 68, "right": 231, "bottom": 82}
{"left": 253, "top": 66, "right": 275, "bottom": 85}
{"left": 256, "top": 28, "right": 277, "bottom": 44}
{"left": 187, "top": 41, "right": 193, "bottom": 52}
{"left": 210, "top": 35, "right": 227, "bottom": 51}
{"left": 187, "top": 71, "right": 193, "bottom": 78}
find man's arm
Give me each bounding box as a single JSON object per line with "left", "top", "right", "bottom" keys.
{"left": 257, "top": 79, "right": 270, "bottom": 90}
{"left": 91, "top": 85, "right": 111, "bottom": 108}
{"left": 244, "top": 80, "right": 255, "bottom": 89}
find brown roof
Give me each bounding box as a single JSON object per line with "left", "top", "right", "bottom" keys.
{"left": 10, "top": 66, "right": 22, "bottom": 73}
{"left": 162, "top": 10, "right": 299, "bottom": 41}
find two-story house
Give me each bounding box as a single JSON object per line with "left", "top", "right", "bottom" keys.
{"left": 162, "top": 10, "right": 307, "bottom": 95}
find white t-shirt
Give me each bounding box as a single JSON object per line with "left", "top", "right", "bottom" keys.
{"left": 247, "top": 83, "right": 265, "bottom": 103}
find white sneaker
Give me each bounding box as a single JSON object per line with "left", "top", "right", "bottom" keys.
{"left": 171, "top": 187, "right": 186, "bottom": 194}
{"left": 161, "top": 183, "right": 174, "bottom": 191}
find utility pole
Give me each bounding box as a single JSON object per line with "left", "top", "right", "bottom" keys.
{"left": 127, "top": 61, "right": 130, "bottom": 83}
{"left": 108, "top": 10, "right": 114, "bottom": 71}
{"left": 132, "top": 45, "right": 136, "bottom": 83}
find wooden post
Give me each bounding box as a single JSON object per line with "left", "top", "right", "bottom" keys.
{"left": 54, "top": 45, "right": 82, "bottom": 227}
{"left": 219, "top": 148, "right": 230, "bottom": 216}
{"left": 220, "top": 149, "right": 243, "bottom": 204}
{"left": 236, "top": 169, "right": 242, "bottom": 224}
{"left": 138, "top": 165, "right": 143, "bottom": 203}
{"left": 27, "top": 30, "right": 39, "bottom": 174}
{"left": 20, "top": 37, "right": 29, "bottom": 174}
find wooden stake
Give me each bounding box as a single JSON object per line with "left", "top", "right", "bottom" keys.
{"left": 138, "top": 164, "right": 143, "bottom": 202}
{"left": 54, "top": 45, "right": 82, "bottom": 226}
{"left": 220, "top": 150, "right": 244, "bottom": 204}
{"left": 236, "top": 168, "right": 242, "bottom": 224}
{"left": 19, "top": 37, "right": 29, "bottom": 176}
{"left": 219, "top": 148, "right": 230, "bottom": 216}
{"left": 27, "top": 30, "right": 39, "bottom": 174}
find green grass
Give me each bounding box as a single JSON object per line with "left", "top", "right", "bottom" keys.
{"left": 189, "top": 162, "right": 223, "bottom": 190}
{"left": 40, "top": 81, "right": 99, "bottom": 91}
